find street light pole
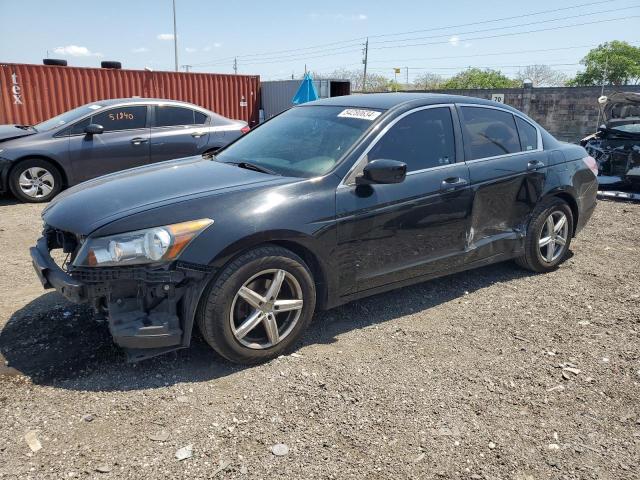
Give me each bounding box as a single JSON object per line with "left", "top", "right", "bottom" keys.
{"left": 172, "top": 0, "right": 179, "bottom": 72}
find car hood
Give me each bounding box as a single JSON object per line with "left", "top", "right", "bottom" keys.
{"left": 602, "top": 92, "right": 640, "bottom": 125}
{"left": 43, "top": 156, "right": 289, "bottom": 235}
{"left": 0, "top": 124, "right": 37, "bottom": 142}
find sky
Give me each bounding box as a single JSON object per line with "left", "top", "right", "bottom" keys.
{"left": 0, "top": 0, "right": 638, "bottom": 83}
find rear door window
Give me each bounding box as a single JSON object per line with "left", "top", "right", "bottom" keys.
{"left": 460, "top": 107, "right": 521, "bottom": 160}
{"left": 155, "top": 106, "right": 196, "bottom": 127}
{"left": 91, "top": 106, "right": 147, "bottom": 132}
{"left": 194, "top": 111, "right": 208, "bottom": 125}
{"left": 515, "top": 116, "right": 538, "bottom": 151}
{"left": 368, "top": 107, "right": 455, "bottom": 172}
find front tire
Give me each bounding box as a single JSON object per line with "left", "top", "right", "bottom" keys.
{"left": 197, "top": 245, "right": 316, "bottom": 364}
{"left": 9, "top": 158, "right": 62, "bottom": 203}
{"left": 516, "top": 197, "right": 573, "bottom": 272}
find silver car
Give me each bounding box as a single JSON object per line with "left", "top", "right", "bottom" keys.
{"left": 0, "top": 98, "right": 249, "bottom": 202}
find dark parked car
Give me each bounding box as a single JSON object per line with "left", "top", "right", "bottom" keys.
{"left": 0, "top": 98, "right": 249, "bottom": 202}
{"left": 30, "top": 93, "right": 598, "bottom": 364}
{"left": 580, "top": 92, "right": 640, "bottom": 191}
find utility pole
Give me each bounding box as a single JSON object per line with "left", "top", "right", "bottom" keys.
{"left": 362, "top": 38, "right": 369, "bottom": 92}
{"left": 596, "top": 52, "right": 609, "bottom": 128}
{"left": 182, "top": 65, "right": 191, "bottom": 72}
{"left": 172, "top": 0, "right": 179, "bottom": 72}
{"left": 405, "top": 67, "right": 409, "bottom": 88}
{"left": 233, "top": 57, "right": 238, "bottom": 75}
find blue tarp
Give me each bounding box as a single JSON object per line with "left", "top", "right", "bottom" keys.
{"left": 292, "top": 73, "right": 319, "bottom": 105}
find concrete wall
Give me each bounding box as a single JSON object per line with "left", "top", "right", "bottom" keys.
{"left": 410, "top": 85, "right": 640, "bottom": 143}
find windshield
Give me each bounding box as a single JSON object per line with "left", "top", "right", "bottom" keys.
{"left": 611, "top": 123, "right": 640, "bottom": 134}
{"left": 35, "top": 104, "right": 104, "bottom": 131}
{"left": 216, "top": 105, "right": 383, "bottom": 177}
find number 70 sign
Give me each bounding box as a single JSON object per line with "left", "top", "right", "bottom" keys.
{"left": 491, "top": 93, "right": 505, "bottom": 103}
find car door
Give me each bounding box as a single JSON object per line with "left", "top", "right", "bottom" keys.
{"left": 68, "top": 105, "right": 150, "bottom": 182}
{"left": 457, "top": 105, "right": 546, "bottom": 263}
{"left": 335, "top": 105, "right": 473, "bottom": 295}
{"left": 149, "top": 105, "right": 210, "bottom": 162}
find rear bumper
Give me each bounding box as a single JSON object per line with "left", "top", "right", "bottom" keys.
{"left": 30, "top": 235, "right": 212, "bottom": 359}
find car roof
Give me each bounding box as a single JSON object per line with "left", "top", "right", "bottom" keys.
{"left": 86, "top": 98, "right": 214, "bottom": 112}
{"left": 303, "top": 92, "right": 513, "bottom": 111}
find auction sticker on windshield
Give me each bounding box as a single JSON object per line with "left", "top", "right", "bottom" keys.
{"left": 337, "top": 109, "right": 382, "bottom": 121}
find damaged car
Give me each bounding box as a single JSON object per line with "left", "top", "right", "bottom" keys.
{"left": 581, "top": 92, "right": 640, "bottom": 191}
{"left": 30, "top": 93, "right": 598, "bottom": 364}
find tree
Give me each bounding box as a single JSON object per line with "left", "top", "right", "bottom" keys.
{"left": 568, "top": 41, "right": 640, "bottom": 86}
{"left": 440, "top": 68, "right": 519, "bottom": 89}
{"left": 412, "top": 72, "right": 445, "bottom": 90}
{"left": 515, "top": 65, "right": 568, "bottom": 87}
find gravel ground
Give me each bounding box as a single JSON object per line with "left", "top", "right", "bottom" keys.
{"left": 0, "top": 195, "right": 639, "bottom": 480}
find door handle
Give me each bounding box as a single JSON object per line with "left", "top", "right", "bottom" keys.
{"left": 527, "top": 159, "right": 545, "bottom": 170}
{"left": 440, "top": 177, "right": 468, "bottom": 192}
{"left": 191, "top": 132, "right": 207, "bottom": 138}
{"left": 130, "top": 137, "right": 148, "bottom": 145}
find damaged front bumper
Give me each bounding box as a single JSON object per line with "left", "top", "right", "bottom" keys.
{"left": 30, "top": 233, "right": 213, "bottom": 361}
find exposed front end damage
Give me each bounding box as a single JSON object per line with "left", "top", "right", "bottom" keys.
{"left": 30, "top": 226, "right": 213, "bottom": 361}
{"left": 581, "top": 92, "right": 640, "bottom": 191}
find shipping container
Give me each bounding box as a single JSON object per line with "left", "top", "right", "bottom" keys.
{"left": 261, "top": 78, "right": 350, "bottom": 120}
{"left": 0, "top": 63, "right": 261, "bottom": 126}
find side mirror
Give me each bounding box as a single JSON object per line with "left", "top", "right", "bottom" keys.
{"left": 85, "top": 124, "right": 104, "bottom": 135}
{"left": 356, "top": 159, "right": 407, "bottom": 185}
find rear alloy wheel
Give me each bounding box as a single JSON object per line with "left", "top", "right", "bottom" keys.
{"left": 197, "top": 245, "right": 316, "bottom": 364}
{"left": 10, "top": 159, "right": 62, "bottom": 203}
{"left": 516, "top": 197, "right": 574, "bottom": 272}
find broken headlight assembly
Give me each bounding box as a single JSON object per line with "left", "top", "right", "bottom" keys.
{"left": 73, "top": 219, "right": 213, "bottom": 267}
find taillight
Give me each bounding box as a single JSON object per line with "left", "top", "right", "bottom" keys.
{"left": 240, "top": 126, "right": 250, "bottom": 134}
{"left": 582, "top": 156, "right": 598, "bottom": 176}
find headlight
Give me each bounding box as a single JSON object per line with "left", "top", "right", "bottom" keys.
{"left": 73, "top": 219, "right": 213, "bottom": 267}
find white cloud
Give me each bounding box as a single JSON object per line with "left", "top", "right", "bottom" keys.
{"left": 157, "top": 33, "right": 175, "bottom": 40}
{"left": 203, "top": 43, "right": 222, "bottom": 52}
{"left": 132, "top": 47, "right": 149, "bottom": 53}
{"left": 464, "top": 42, "right": 472, "bottom": 48}
{"left": 185, "top": 47, "right": 197, "bottom": 53}
{"left": 448, "top": 36, "right": 460, "bottom": 47}
{"left": 53, "top": 45, "right": 103, "bottom": 57}
{"left": 357, "top": 14, "right": 368, "bottom": 20}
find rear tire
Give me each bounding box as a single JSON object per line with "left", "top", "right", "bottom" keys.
{"left": 515, "top": 197, "right": 573, "bottom": 272}
{"left": 197, "top": 245, "right": 316, "bottom": 364}
{"left": 9, "top": 158, "right": 62, "bottom": 203}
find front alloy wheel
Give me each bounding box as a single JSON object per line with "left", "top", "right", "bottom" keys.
{"left": 197, "top": 245, "right": 316, "bottom": 364}
{"left": 230, "top": 269, "right": 304, "bottom": 349}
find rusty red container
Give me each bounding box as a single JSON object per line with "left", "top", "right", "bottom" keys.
{"left": 0, "top": 63, "right": 260, "bottom": 126}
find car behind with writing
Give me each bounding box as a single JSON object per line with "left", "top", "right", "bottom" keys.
{"left": 30, "top": 93, "right": 597, "bottom": 363}
{"left": 0, "top": 98, "right": 249, "bottom": 202}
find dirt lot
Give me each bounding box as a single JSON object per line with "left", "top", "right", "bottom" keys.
{"left": 0, "top": 196, "right": 638, "bottom": 480}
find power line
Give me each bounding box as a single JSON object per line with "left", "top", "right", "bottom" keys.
{"left": 189, "top": 0, "right": 627, "bottom": 68}
{"left": 368, "top": 5, "right": 640, "bottom": 46}
{"left": 365, "top": 44, "right": 610, "bottom": 64}
{"left": 372, "top": 14, "right": 640, "bottom": 50}
{"left": 368, "top": 63, "right": 581, "bottom": 71}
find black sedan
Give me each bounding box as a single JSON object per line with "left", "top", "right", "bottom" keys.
{"left": 0, "top": 98, "right": 249, "bottom": 202}
{"left": 30, "top": 93, "right": 598, "bottom": 363}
